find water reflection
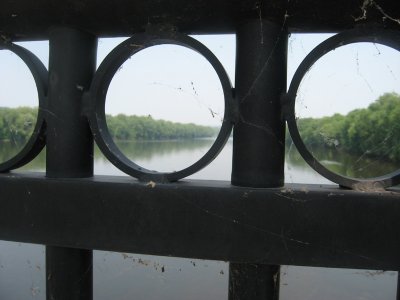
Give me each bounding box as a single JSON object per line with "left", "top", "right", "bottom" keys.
{"left": 105, "top": 138, "right": 215, "bottom": 172}
{"left": 2, "top": 137, "right": 398, "bottom": 180}
{"left": 286, "top": 142, "right": 397, "bottom": 179}
{"left": 1, "top": 144, "right": 46, "bottom": 171}
{"left": 280, "top": 266, "right": 397, "bottom": 300}
{"left": 0, "top": 140, "right": 27, "bottom": 162}
{"left": 111, "top": 138, "right": 213, "bottom": 161}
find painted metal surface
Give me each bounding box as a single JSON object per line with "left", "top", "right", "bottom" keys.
{"left": 1, "top": 0, "right": 399, "bottom": 39}
{"left": 0, "top": 174, "right": 399, "bottom": 271}
{"left": 0, "top": 2, "right": 399, "bottom": 299}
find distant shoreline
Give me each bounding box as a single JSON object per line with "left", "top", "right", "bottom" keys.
{"left": 286, "top": 92, "right": 400, "bottom": 163}
{"left": 0, "top": 107, "right": 218, "bottom": 142}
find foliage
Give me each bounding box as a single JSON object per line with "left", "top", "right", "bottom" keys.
{"left": 106, "top": 114, "right": 218, "bottom": 141}
{"left": 6, "top": 93, "right": 399, "bottom": 164}
{"left": 0, "top": 106, "right": 37, "bottom": 142}
{"left": 0, "top": 107, "right": 217, "bottom": 142}
{"left": 288, "top": 92, "right": 400, "bottom": 162}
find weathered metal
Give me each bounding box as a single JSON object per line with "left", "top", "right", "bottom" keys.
{"left": 0, "top": 1, "right": 399, "bottom": 299}
{"left": 232, "top": 19, "right": 287, "bottom": 188}
{"left": 1, "top": 0, "right": 400, "bottom": 40}
{"left": 46, "top": 27, "right": 96, "bottom": 178}
{"left": 45, "top": 27, "right": 97, "bottom": 300}
{"left": 229, "top": 263, "right": 280, "bottom": 300}
{"left": 230, "top": 19, "right": 287, "bottom": 299}
{"left": 85, "top": 28, "right": 235, "bottom": 182}
{"left": 0, "top": 173, "right": 399, "bottom": 271}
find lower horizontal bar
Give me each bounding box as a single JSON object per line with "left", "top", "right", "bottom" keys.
{"left": 0, "top": 172, "right": 399, "bottom": 270}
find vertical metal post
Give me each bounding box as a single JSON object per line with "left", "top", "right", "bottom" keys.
{"left": 230, "top": 19, "right": 288, "bottom": 299}
{"left": 46, "top": 247, "right": 93, "bottom": 300}
{"left": 229, "top": 264, "right": 280, "bottom": 300}
{"left": 46, "top": 27, "right": 97, "bottom": 300}
{"left": 46, "top": 28, "right": 96, "bottom": 178}
{"left": 231, "top": 19, "right": 287, "bottom": 187}
{"left": 397, "top": 273, "right": 400, "bottom": 300}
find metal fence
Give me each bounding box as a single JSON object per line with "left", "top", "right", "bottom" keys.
{"left": 0, "top": 1, "right": 399, "bottom": 299}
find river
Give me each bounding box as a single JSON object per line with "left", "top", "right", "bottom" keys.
{"left": 0, "top": 139, "right": 397, "bottom": 299}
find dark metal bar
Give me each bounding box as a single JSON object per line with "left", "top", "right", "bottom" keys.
{"left": 231, "top": 19, "right": 287, "bottom": 188}
{"left": 0, "top": 174, "right": 399, "bottom": 270}
{"left": 46, "top": 247, "right": 93, "bottom": 300}
{"left": 397, "top": 273, "right": 400, "bottom": 300}
{"left": 230, "top": 19, "right": 288, "bottom": 300}
{"left": 46, "top": 28, "right": 96, "bottom": 178}
{"left": 1, "top": 174, "right": 400, "bottom": 270}
{"left": 229, "top": 264, "right": 280, "bottom": 300}
{"left": 46, "top": 27, "right": 97, "bottom": 300}
{"left": 1, "top": 0, "right": 399, "bottom": 40}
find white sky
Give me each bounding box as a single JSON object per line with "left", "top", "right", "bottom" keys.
{"left": 0, "top": 33, "right": 399, "bottom": 124}
{"left": 289, "top": 34, "right": 400, "bottom": 118}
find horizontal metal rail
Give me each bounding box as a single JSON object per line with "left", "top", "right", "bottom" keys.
{"left": 1, "top": 3, "right": 400, "bottom": 298}
{"left": 0, "top": 172, "right": 399, "bottom": 271}
{"left": 1, "top": 0, "right": 399, "bottom": 40}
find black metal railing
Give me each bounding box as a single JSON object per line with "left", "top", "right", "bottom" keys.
{"left": 0, "top": 1, "right": 400, "bottom": 299}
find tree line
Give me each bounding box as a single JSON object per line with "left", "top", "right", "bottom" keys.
{"left": 106, "top": 114, "right": 218, "bottom": 140}
{"left": 0, "top": 107, "right": 217, "bottom": 142}
{"left": 3, "top": 93, "right": 399, "bottom": 163}
{"left": 289, "top": 92, "right": 400, "bottom": 162}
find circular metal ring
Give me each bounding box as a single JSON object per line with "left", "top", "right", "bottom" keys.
{"left": 0, "top": 42, "right": 48, "bottom": 172}
{"left": 86, "top": 30, "right": 234, "bottom": 182}
{"left": 284, "top": 26, "right": 400, "bottom": 189}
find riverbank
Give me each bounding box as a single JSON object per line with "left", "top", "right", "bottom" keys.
{"left": 287, "top": 92, "right": 400, "bottom": 164}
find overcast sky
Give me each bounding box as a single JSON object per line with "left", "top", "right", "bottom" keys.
{"left": 1, "top": 33, "right": 399, "bottom": 125}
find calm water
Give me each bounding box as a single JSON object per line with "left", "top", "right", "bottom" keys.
{"left": 0, "top": 139, "right": 398, "bottom": 300}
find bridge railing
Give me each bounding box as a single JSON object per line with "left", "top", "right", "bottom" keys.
{"left": 0, "top": 1, "right": 399, "bottom": 299}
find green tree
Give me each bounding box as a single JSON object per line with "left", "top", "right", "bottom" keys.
{"left": 287, "top": 92, "right": 400, "bottom": 163}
